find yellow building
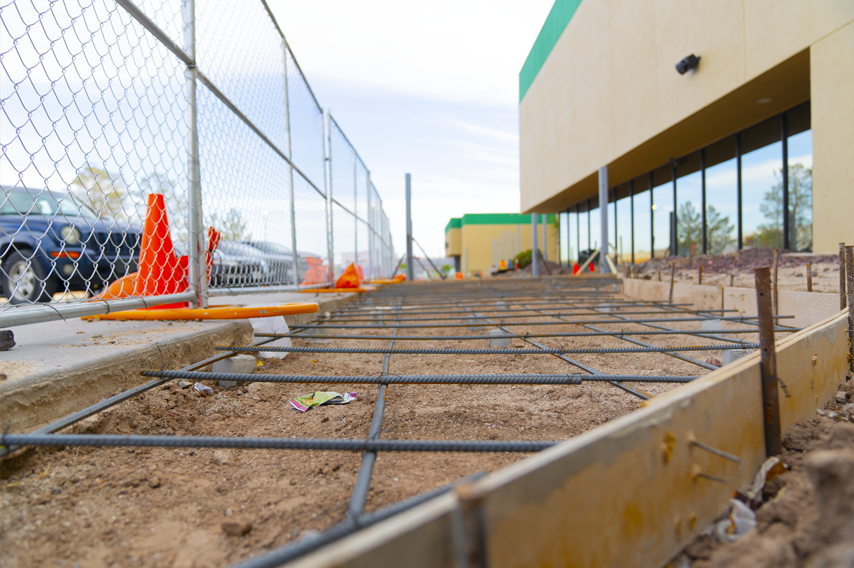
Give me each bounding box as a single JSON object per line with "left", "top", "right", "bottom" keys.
{"left": 445, "top": 214, "right": 558, "bottom": 276}
{"left": 520, "top": 0, "right": 853, "bottom": 260}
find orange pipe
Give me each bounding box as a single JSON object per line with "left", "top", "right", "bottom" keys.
{"left": 82, "top": 303, "right": 318, "bottom": 321}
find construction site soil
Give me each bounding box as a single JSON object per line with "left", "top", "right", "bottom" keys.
{"left": 0, "top": 302, "right": 780, "bottom": 568}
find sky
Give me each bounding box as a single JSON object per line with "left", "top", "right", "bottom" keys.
{"left": 266, "top": 0, "right": 555, "bottom": 258}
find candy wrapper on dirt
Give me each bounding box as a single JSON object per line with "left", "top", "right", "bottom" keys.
{"left": 290, "top": 391, "right": 357, "bottom": 412}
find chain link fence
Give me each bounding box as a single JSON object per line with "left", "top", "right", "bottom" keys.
{"left": 0, "top": 0, "right": 396, "bottom": 324}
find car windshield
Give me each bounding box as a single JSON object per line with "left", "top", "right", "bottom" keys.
{"left": 1, "top": 188, "right": 99, "bottom": 220}
{"left": 248, "top": 241, "right": 292, "bottom": 254}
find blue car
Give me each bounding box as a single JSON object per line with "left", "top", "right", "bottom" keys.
{"left": 1, "top": 186, "right": 141, "bottom": 304}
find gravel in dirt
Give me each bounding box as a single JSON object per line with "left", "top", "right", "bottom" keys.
{"left": 631, "top": 249, "right": 841, "bottom": 293}
{"left": 0, "top": 295, "right": 781, "bottom": 568}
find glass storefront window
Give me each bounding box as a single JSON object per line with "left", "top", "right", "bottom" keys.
{"left": 566, "top": 210, "right": 578, "bottom": 263}
{"left": 614, "top": 183, "right": 632, "bottom": 264}
{"left": 579, "top": 206, "right": 589, "bottom": 258}
{"left": 705, "top": 137, "right": 738, "bottom": 254}
{"left": 589, "top": 203, "right": 601, "bottom": 253}
{"left": 787, "top": 103, "right": 812, "bottom": 252}
{"left": 651, "top": 166, "right": 673, "bottom": 257}
{"left": 633, "top": 177, "right": 652, "bottom": 262}
{"left": 742, "top": 116, "right": 783, "bottom": 249}
{"left": 676, "top": 152, "right": 702, "bottom": 256}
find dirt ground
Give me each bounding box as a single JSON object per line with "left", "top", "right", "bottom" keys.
{"left": 674, "top": 383, "right": 854, "bottom": 568}
{"left": 631, "top": 249, "right": 841, "bottom": 294}
{"left": 0, "top": 295, "right": 787, "bottom": 568}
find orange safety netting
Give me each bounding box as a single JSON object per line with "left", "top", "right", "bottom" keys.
{"left": 301, "top": 257, "right": 327, "bottom": 285}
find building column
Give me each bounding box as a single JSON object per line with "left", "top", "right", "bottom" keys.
{"left": 599, "top": 166, "right": 610, "bottom": 273}
{"left": 531, "top": 213, "right": 539, "bottom": 277}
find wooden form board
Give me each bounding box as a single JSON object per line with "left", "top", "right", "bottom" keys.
{"left": 291, "top": 311, "right": 850, "bottom": 568}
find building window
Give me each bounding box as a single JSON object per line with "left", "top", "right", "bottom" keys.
{"left": 651, "top": 166, "right": 673, "bottom": 258}
{"left": 632, "top": 176, "right": 652, "bottom": 262}
{"left": 675, "top": 152, "right": 703, "bottom": 256}
{"left": 615, "top": 183, "right": 632, "bottom": 264}
{"left": 742, "top": 116, "right": 784, "bottom": 249}
{"left": 705, "top": 136, "right": 738, "bottom": 254}
{"left": 786, "top": 102, "right": 812, "bottom": 252}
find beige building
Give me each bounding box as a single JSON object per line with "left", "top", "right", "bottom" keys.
{"left": 520, "top": 0, "right": 853, "bottom": 261}
{"left": 445, "top": 214, "right": 558, "bottom": 275}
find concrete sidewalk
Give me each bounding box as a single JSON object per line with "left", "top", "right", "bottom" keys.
{"left": 0, "top": 291, "right": 359, "bottom": 433}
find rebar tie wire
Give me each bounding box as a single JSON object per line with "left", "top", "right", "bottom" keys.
{"left": 215, "top": 344, "right": 759, "bottom": 356}
{"left": 142, "top": 370, "right": 699, "bottom": 384}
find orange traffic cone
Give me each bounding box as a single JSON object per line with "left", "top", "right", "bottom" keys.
{"left": 95, "top": 195, "right": 220, "bottom": 308}
{"left": 335, "top": 263, "right": 361, "bottom": 289}
{"left": 572, "top": 262, "right": 581, "bottom": 275}
{"left": 589, "top": 262, "right": 596, "bottom": 273}
{"left": 356, "top": 264, "right": 365, "bottom": 281}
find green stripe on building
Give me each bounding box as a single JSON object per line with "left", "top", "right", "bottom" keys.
{"left": 519, "top": 0, "right": 583, "bottom": 103}
{"left": 459, "top": 213, "right": 556, "bottom": 225}
{"left": 445, "top": 218, "right": 462, "bottom": 233}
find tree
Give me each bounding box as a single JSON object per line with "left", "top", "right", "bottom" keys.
{"left": 677, "top": 201, "right": 702, "bottom": 256}
{"left": 706, "top": 205, "right": 735, "bottom": 254}
{"left": 757, "top": 164, "right": 813, "bottom": 251}
{"left": 208, "top": 209, "right": 250, "bottom": 241}
{"left": 70, "top": 166, "right": 132, "bottom": 221}
{"left": 440, "top": 263, "right": 452, "bottom": 276}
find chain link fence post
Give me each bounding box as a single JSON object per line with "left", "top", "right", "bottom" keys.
{"left": 184, "top": 0, "right": 205, "bottom": 309}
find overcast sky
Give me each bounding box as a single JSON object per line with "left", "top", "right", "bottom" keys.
{"left": 267, "top": 0, "right": 555, "bottom": 258}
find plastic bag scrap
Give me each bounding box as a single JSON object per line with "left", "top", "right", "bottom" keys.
{"left": 290, "top": 391, "right": 356, "bottom": 413}
{"left": 194, "top": 382, "right": 214, "bottom": 396}
{"left": 741, "top": 456, "right": 789, "bottom": 507}
{"left": 715, "top": 499, "right": 757, "bottom": 543}
{"left": 248, "top": 311, "right": 291, "bottom": 360}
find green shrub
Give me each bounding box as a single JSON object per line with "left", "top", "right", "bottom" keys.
{"left": 515, "top": 249, "right": 532, "bottom": 268}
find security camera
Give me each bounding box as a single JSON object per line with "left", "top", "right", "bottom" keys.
{"left": 675, "top": 54, "right": 700, "bottom": 75}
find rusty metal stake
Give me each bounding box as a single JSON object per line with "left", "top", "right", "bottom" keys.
{"left": 755, "top": 267, "right": 782, "bottom": 457}
{"left": 846, "top": 246, "right": 854, "bottom": 375}
{"left": 806, "top": 262, "right": 812, "bottom": 292}
{"left": 729, "top": 273, "right": 735, "bottom": 287}
{"left": 698, "top": 265, "right": 703, "bottom": 285}
{"left": 772, "top": 249, "right": 779, "bottom": 316}
{"left": 841, "top": 243, "right": 848, "bottom": 310}
{"left": 669, "top": 263, "right": 675, "bottom": 302}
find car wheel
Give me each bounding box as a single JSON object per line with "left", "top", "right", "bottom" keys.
{"left": 2, "top": 251, "right": 58, "bottom": 304}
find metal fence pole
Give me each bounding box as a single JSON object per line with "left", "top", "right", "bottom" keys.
{"left": 183, "top": 0, "right": 204, "bottom": 308}
{"left": 354, "top": 153, "right": 358, "bottom": 270}
{"left": 405, "top": 174, "right": 414, "bottom": 281}
{"left": 755, "top": 267, "right": 782, "bottom": 456}
{"left": 282, "top": 44, "right": 299, "bottom": 286}
{"left": 531, "top": 213, "right": 539, "bottom": 277}
{"left": 324, "top": 109, "right": 334, "bottom": 282}
{"left": 367, "top": 171, "right": 373, "bottom": 280}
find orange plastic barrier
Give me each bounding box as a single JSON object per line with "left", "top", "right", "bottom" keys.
{"left": 298, "top": 288, "right": 369, "bottom": 293}
{"left": 335, "top": 263, "right": 361, "bottom": 289}
{"left": 93, "top": 194, "right": 220, "bottom": 309}
{"left": 301, "top": 257, "right": 328, "bottom": 285}
{"left": 455, "top": 272, "right": 463, "bottom": 279}
{"left": 82, "top": 303, "right": 318, "bottom": 321}
{"left": 356, "top": 264, "right": 364, "bottom": 281}
{"left": 393, "top": 274, "right": 406, "bottom": 281}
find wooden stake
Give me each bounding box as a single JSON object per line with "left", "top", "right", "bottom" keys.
{"left": 840, "top": 243, "right": 847, "bottom": 310}
{"left": 806, "top": 262, "right": 812, "bottom": 292}
{"left": 698, "top": 265, "right": 703, "bottom": 285}
{"left": 772, "top": 249, "right": 779, "bottom": 316}
{"left": 754, "top": 267, "right": 782, "bottom": 457}
{"left": 669, "top": 263, "right": 675, "bottom": 303}
{"left": 729, "top": 273, "right": 735, "bottom": 287}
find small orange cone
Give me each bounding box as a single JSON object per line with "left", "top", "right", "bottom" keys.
{"left": 455, "top": 272, "right": 463, "bottom": 279}
{"left": 393, "top": 273, "right": 406, "bottom": 282}
{"left": 589, "top": 262, "right": 595, "bottom": 273}
{"left": 335, "top": 263, "right": 361, "bottom": 289}
{"left": 572, "top": 262, "right": 581, "bottom": 275}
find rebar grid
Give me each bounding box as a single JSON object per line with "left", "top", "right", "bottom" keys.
{"left": 0, "top": 277, "right": 799, "bottom": 568}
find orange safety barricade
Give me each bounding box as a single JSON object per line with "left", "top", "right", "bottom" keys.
{"left": 301, "top": 257, "right": 327, "bottom": 286}
{"left": 335, "top": 263, "right": 361, "bottom": 289}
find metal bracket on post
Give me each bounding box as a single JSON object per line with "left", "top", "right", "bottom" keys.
{"left": 183, "top": 0, "right": 204, "bottom": 308}
{"left": 405, "top": 174, "right": 413, "bottom": 282}
{"left": 755, "top": 267, "right": 782, "bottom": 457}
